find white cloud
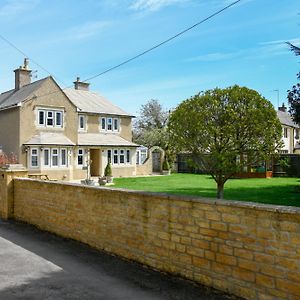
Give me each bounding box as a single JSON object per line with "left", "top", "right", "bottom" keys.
{"left": 184, "top": 51, "right": 240, "bottom": 62}
{"left": 0, "top": 0, "right": 39, "bottom": 18}
{"left": 130, "top": 0, "right": 189, "bottom": 12}
{"left": 67, "top": 21, "right": 111, "bottom": 40}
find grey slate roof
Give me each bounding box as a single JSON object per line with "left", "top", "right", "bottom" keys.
{"left": 63, "top": 88, "right": 132, "bottom": 117}
{"left": 277, "top": 110, "right": 299, "bottom": 128}
{"left": 0, "top": 78, "right": 48, "bottom": 110}
{"left": 78, "top": 133, "right": 138, "bottom": 147}
{"left": 24, "top": 132, "right": 75, "bottom": 146}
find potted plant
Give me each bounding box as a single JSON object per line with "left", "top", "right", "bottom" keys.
{"left": 104, "top": 161, "right": 113, "bottom": 183}
{"left": 162, "top": 159, "right": 171, "bottom": 175}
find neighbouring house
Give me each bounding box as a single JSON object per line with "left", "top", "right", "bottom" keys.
{"left": 0, "top": 59, "right": 140, "bottom": 180}
{"left": 277, "top": 103, "right": 300, "bottom": 154}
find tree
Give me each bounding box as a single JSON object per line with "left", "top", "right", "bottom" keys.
{"left": 168, "top": 85, "right": 282, "bottom": 199}
{"left": 133, "top": 99, "right": 169, "bottom": 149}
{"left": 287, "top": 42, "right": 300, "bottom": 125}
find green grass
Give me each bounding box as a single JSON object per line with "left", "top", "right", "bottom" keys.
{"left": 113, "top": 173, "right": 300, "bottom": 207}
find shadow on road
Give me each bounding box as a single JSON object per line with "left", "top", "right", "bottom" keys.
{"left": 0, "top": 219, "right": 239, "bottom": 300}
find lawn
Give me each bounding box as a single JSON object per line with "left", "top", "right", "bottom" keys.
{"left": 113, "top": 173, "right": 300, "bottom": 207}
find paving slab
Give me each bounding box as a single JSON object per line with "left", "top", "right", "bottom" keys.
{"left": 0, "top": 219, "right": 238, "bottom": 300}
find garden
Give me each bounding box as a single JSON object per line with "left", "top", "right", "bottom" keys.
{"left": 114, "top": 173, "right": 300, "bottom": 207}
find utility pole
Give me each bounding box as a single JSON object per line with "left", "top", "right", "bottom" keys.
{"left": 272, "top": 89, "right": 280, "bottom": 108}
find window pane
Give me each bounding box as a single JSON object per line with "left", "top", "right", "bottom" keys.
{"left": 126, "top": 150, "right": 130, "bottom": 163}
{"left": 56, "top": 112, "right": 62, "bottom": 126}
{"left": 44, "top": 149, "right": 49, "bottom": 166}
{"left": 31, "top": 149, "right": 38, "bottom": 167}
{"left": 113, "top": 150, "right": 118, "bottom": 164}
{"left": 78, "top": 149, "right": 83, "bottom": 165}
{"left": 114, "top": 119, "right": 118, "bottom": 131}
{"left": 61, "top": 149, "right": 66, "bottom": 166}
{"left": 101, "top": 118, "right": 106, "bottom": 130}
{"left": 32, "top": 156, "right": 38, "bottom": 167}
{"left": 107, "top": 118, "right": 112, "bottom": 130}
{"left": 52, "top": 149, "right": 58, "bottom": 166}
{"left": 107, "top": 150, "right": 111, "bottom": 163}
{"left": 47, "top": 111, "right": 53, "bottom": 126}
{"left": 79, "top": 116, "right": 84, "bottom": 129}
{"left": 39, "top": 111, "right": 45, "bottom": 125}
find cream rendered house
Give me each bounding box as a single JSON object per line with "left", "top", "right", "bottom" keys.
{"left": 0, "top": 59, "right": 138, "bottom": 180}
{"left": 277, "top": 104, "right": 300, "bottom": 154}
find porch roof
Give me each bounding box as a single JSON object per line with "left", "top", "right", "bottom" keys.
{"left": 24, "top": 132, "right": 75, "bottom": 146}
{"left": 78, "top": 133, "right": 138, "bottom": 147}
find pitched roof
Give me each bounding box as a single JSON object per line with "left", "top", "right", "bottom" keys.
{"left": 78, "top": 133, "right": 138, "bottom": 147}
{"left": 277, "top": 110, "right": 299, "bottom": 128}
{"left": 63, "top": 88, "right": 132, "bottom": 117}
{"left": 24, "top": 132, "right": 75, "bottom": 146}
{"left": 0, "top": 77, "right": 49, "bottom": 110}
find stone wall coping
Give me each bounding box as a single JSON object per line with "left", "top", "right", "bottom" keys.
{"left": 14, "top": 177, "right": 300, "bottom": 215}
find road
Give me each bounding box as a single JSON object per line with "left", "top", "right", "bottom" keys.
{"left": 0, "top": 219, "right": 236, "bottom": 300}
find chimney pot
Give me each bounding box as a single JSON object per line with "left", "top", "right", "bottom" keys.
{"left": 278, "top": 103, "right": 287, "bottom": 113}
{"left": 14, "top": 58, "right": 32, "bottom": 90}
{"left": 73, "top": 77, "right": 90, "bottom": 91}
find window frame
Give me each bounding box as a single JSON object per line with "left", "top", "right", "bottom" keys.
{"left": 101, "top": 117, "right": 106, "bottom": 131}
{"left": 113, "top": 149, "right": 118, "bottom": 164}
{"left": 51, "top": 148, "right": 59, "bottom": 167}
{"left": 77, "top": 148, "right": 84, "bottom": 166}
{"left": 283, "top": 127, "right": 288, "bottom": 138}
{"left": 113, "top": 118, "right": 119, "bottom": 131}
{"left": 30, "top": 148, "right": 39, "bottom": 168}
{"left": 38, "top": 110, "right": 45, "bottom": 126}
{"left": 55, "top": 111, "right": 63, "bottom": 127}
{"left": 43, "top": 148, "right": 50, "bottom": 167}
{"left": 60, "top": 148, "right": 67, "bottom": 167}
{"left": 78, "top": 114, "right": 86, "bottom": 131}
{"left": 107, "top": 118, "right": 113, "bottom": 131}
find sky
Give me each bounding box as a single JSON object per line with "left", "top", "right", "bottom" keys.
{"left": 0, "top": 0, "right": 299, "bottom": 115}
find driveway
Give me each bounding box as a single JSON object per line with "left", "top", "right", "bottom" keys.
{"left": 0, "top": 219, "right": 236, "bottom": 300}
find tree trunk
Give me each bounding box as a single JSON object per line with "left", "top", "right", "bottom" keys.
{"left": 217, "top": 182, "right": 224, "bottom": 199}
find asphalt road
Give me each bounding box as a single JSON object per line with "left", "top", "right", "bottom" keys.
{"left": 0, "top": 219, "right": 236, "bottom": 300}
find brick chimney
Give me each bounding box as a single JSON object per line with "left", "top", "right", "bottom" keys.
{"left": 14, "top": 58, "right": 32, "bottom": 90}
{"left": 73, "top": 77, "right": 90, "bottom": 91}
{"left": 278, "top": 103, "right": 287, "bottom": 112}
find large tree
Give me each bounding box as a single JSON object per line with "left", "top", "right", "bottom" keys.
{"left": 287, "top": 42, "right": 300, "bottom": 125}
{"left": 168, "top": 85, "right": 282, "bottom": 199}
{"left": 133, "top": 99, "right": 169, "bottom": 149}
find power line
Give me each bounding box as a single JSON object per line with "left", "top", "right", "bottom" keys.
{"left": 83, "top": 0, "right": 242, "bottom": 82}
{"left": 4, "top": 0, "right": 242, "bottom": 102}
{"left": 0, "top": 34, "right": 66, "bottom": 86}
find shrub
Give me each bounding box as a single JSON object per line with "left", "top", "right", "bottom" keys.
{"left": 162, "top": 159, "right": 170, "bottom": 171}
{"left": 104, "top": 162, "right": 112, "bottom": 177}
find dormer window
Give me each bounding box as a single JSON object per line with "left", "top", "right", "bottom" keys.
{"left": 100, "top": 116, "right": 119, "bottom": 132}
{"left": 37, "top": 108, "right": 63, "bottom": 128}
{"left": 78, "top": 114, "right": 86, "bottom": 131}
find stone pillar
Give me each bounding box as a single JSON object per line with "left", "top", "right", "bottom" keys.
{"left": 0, "top": 165, "right": 28, "bottom": 219}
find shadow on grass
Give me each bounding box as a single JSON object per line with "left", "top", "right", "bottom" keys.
{"left": 146, "top": 185, "right": 300, "bottom": 207}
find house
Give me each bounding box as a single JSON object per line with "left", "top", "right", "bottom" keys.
{"left": 0, "top": 59, "right": 139, "bottom": 180}
{"left": 277, "top": 103, "right": 300, "bottom": 154}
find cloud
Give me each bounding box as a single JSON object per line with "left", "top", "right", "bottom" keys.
{"left": 130, "top": 0, "right": 189, "bottom": 12}
{"left": 67, "top": 21, "right": 111, "bottom": 40}
{"left": 0, "top": 0, "right": 39, "bottom": 18}
{"left": 184, "top": 51, "right": 240, "bottom": 62}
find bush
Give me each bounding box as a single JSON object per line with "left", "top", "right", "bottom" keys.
{"left": 104, "top": 162, "right": 112, "bottom": 177}
{"left": 162, "top": 159, "right": 170, "bottom": 171}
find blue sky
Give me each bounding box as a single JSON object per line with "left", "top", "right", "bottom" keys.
{"left": 0, "top": 0, "right": 299, "bottom": 115}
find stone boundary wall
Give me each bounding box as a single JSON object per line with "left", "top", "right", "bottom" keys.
{"left": 9, "top": 178, "right": 300, "bottom": 299}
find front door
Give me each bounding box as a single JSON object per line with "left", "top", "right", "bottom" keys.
{"left": 90, "top": 149, "right": 101, "bottom": 176}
